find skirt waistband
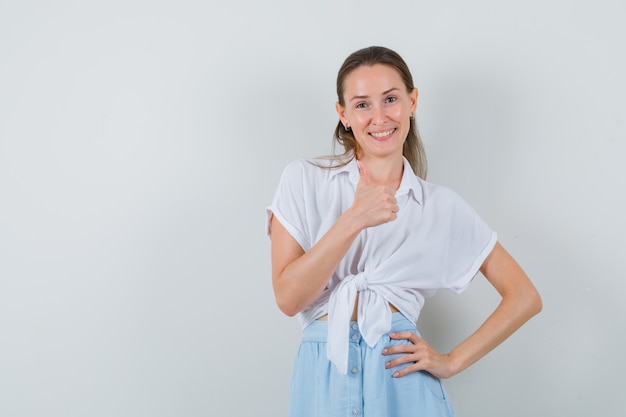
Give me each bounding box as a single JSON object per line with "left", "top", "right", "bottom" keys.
{"left": 301, "top": 312, "right": 417, "bottom": 342}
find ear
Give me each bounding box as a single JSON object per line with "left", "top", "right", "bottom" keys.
{"left": 410, "top": 87, "right": 418, "bottom": 115}
{"left": 335, "top": 101, "right": 347, "bottom": 126}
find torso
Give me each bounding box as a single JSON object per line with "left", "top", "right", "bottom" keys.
{"left": 272, "top": 158, "right": 495, "bottom": 327}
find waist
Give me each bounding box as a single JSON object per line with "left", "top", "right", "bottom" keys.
{"left": 304, "top": 312, "right": 417, "bottom": 342}
{"left": 316, "top": 301, "right": 400, "bottom": 321}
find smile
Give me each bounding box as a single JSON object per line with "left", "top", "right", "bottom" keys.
{"left": 370, "top": 128, "right": 396, "bottom": 139}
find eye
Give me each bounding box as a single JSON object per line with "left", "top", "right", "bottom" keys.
{"left": 356, "top": 102, "right": 368, "bottom": 109}
{"left": 385, "top": 96, "right": 397, "bottom": 103}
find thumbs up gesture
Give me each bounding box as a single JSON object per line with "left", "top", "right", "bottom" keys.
{"left": 349, "top": 160, "right": 399, "bottom": 230}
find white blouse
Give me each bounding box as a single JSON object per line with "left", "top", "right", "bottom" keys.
{"left": 267, "top": 157, "right": 497, "bottom": 374}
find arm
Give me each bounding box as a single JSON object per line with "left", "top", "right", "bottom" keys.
{"left": 383, "top": 242, "right": 542, "bottom": 378}
{"left": 270, "top": 213, "right": 361, "bottom": 316}
{"left": 271, "top": 162, "right": 399, "bottom": 316}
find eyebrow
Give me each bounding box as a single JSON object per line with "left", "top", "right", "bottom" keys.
{"left": 349, "top": 87, "right": 400, "bottom": 103}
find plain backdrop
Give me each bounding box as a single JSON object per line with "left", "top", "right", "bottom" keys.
{"left": 1, "top": 1, "right": 625, "bottom": 416}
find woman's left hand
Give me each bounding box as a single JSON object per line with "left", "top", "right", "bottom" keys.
{"left": 382, "top": 243, "right": 542, "bottom": 381}
{"left": 382, "top": 332, "right": 456, "bottom": 379}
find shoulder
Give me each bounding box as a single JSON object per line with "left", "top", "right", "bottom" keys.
{"left": 280, "top": 158, "right": 325, "bottom": 174}
{"left": 430, "top": 182, "right": 462, "bottom": 200}
{"left": 279, "top": 158, "right": 348, "bottom": 182}
{"left": 416, "top": 177, "right": 475, "bottom": 213}
{"left": 276, "top": 159, "right": 309, "bottom": 182}
{"left": 416, "top": 176, "right": 461, "bottom": 201}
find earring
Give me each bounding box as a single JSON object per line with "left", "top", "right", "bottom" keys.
{"left": 345, "top": 124, "right": 351, "bottom": 131}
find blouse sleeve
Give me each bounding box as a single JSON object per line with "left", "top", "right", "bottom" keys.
{"left": 440, "top": 190, "right": 497, "bottom": 294}
{"left": 266, "top": 160, "right": 310, "bottom": 251}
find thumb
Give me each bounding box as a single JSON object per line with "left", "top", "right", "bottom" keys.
{"left": 357, "top": 160, "right": 369, "bottom": 186}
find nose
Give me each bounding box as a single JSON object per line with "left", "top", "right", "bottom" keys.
{"left": 372, "top": 104, "right": 386, "bottom": 125}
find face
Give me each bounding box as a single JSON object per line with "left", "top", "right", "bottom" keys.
{"left": 336, "top": 64, "right": 418, "bottom": 163}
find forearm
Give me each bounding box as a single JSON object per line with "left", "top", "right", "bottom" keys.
{"left": 272, "top": 210, "right": 363, "bottom": 316}
{"left": 447, "top": 279, "right": 542, "bottom": 376}
{"left": 272, "top": 163, "right": 399, "bottom": 316}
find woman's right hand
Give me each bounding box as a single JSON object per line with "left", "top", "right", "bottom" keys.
{"left": 349, "top": 161, "right": 399, "bottom": 230}
{"left": 271, "top": 160, "right": 399, "bottom": 316}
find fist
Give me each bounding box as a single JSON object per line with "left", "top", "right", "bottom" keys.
{"left": 350, "top": 160, "right": 399, "bottom": 229}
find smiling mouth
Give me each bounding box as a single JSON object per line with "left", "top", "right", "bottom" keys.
{"left": 370, "top": 128, "right": 396, "bottom": 139}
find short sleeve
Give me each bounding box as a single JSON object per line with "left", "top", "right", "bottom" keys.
{"left": 266, "top": 160, "right": 310, "bottom": 251}
{"left": 440, "top": 191, "right": 497, "bottom": 294}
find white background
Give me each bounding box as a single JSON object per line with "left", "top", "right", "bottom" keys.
{"left": 1, "top": 1, "right": 625, "bottom": 416}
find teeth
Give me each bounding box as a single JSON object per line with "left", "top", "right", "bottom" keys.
{"left": 371, "top": 129, "right": 395, "bottom": 138}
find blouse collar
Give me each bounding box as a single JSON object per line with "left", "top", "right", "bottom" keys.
{"left": 328, "top": 157, "right": 424, "bottom": 204}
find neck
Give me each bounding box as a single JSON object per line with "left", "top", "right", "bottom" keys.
{"left": 357, "top": 155, "right": 404, "bottom": 188}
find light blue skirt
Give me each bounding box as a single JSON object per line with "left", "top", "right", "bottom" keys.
{"left": 289, "top": 313, "right": 456, "bottom": 417}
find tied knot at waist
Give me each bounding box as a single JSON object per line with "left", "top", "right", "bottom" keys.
{"left": 326, "top": 270, "right": 393, "bottom": 375}
{"left": 351, "top": 271, "right": 369, "bottom": 291}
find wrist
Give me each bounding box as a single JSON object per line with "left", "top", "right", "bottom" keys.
{"left": 339, "top": 207, "right": 367, "bottom": 236}
{"left": 444, "top": 351, "right": 465, "bottom": 378}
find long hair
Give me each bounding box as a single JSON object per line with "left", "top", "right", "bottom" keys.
{"left": 331, "top": 46, "right": 427, "bottom": 179}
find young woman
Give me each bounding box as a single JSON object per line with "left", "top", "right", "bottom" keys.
{"left": 267, "top": 46, "right": 542, "bottom": 417}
